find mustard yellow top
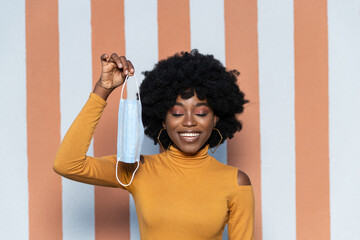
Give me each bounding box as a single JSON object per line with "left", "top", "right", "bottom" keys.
{"left": 54, "top": 93, "right": 254, "bottom": 240}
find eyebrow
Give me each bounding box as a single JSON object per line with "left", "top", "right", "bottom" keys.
{"left": 174, "top": 102, "right": 209, "bottom": 107}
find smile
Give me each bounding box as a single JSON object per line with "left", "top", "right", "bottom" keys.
{"left": 179, "top": 132, "right": 200, "bottom": 142}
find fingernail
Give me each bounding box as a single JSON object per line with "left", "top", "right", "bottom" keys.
{"left": 125, "top": 70, "right": 129, "bottom": 75}
{"left": 118, "top": 63, "right": 123, "bottom": 68}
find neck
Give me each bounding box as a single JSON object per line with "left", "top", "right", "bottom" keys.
{"left": 166, "top": 145, "right": 210, "bottom": 168}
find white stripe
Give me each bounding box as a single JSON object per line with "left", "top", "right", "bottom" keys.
{"left": 328, "top": 1, "right": 360, "bottom": 239}
{"left": 59, "top": 0, "right": 95, "bottom": 239}
{"left": 189, "top": 0, "right": 227, "bottom": 169}
{"left": 0, "top": 1, "right": 29, "bottom": 239}
{"left": 189, "top": 1, "right": 228, "bottom": 239}
{"left": 124, "top": 0, "right": 159, "bottom": 239}
{"left": 190, "top": 0, "right": 226, "bottom": 63}
{"left": 257, "top": 1, "right": 296, "bottom": 239}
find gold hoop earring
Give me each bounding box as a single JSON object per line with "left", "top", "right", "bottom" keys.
{"left": 210, "top": 128, "right": 223, "bottom": 154}
{"left": 157, "top": 128, "right": 170, "bottom": 152}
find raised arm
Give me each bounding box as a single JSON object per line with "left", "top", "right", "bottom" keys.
{"left": 53, "top": 54, "right": 136, "bottom": 189}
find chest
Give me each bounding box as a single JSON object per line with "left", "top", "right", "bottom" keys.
{"left": 131, "top": 169, "right": 230, "bottom": 237}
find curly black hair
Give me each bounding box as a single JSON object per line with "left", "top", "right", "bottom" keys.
{"left": 139, "top": 49, "right": 248, "bottom": 149}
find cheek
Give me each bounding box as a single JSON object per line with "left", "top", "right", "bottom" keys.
{"left": 199, "top": 118, "right": 217, "bottom": 137}
{"left": 202, "top": 115, "right": 216, "bottom": 127}
{"left": 164, "top": 114, "right": 179, "bottom": 130}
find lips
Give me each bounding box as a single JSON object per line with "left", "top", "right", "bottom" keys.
{"left": 179, "top": 132, "right": 200, "bottom": 142}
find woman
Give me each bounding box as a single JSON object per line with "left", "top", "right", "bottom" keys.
{"left": 54, "top": 50, "right": 254, "bottom": 239}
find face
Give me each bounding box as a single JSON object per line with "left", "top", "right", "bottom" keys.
{"left": 163, "top": 93, "right": 218, "bottom": 154}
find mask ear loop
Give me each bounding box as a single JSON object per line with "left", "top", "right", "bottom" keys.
{"left": 116, "top": 74, "right": 141, "bottom": 187}
{"left": 116, "top": 160, "right": 140, "bottom": 187}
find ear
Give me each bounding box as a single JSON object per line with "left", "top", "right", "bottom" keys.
{"left": 213, "top": 116, "right": 219, "bottom": 127}
{"left": 162, "top": 121, "right": 166, "bottom": 128}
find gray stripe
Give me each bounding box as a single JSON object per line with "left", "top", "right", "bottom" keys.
{"left": 258, "top": 0, "right": 296, "bottom": 239}
{"left": 59, "top": 0, "right": 95, "bottom": 239}
{"left": 189, "top": 1, "right": 228, "bottom": 239}
{"left": 0, "top": 0, "right": 29, "bottom": 239}
{"left": 124, "top": 0, "right": 159, "bottom": 239}
{"left": 328, "top": 0, "right": 360, "bottom": 239}
{"left": 190, "top": 0, "right": 226, "bottom": 64}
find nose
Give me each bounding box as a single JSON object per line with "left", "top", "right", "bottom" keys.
{"left": 182, "top": 112, "right": 197, "bottom": 127}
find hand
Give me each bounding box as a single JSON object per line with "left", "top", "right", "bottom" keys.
{"left": 99, "top": 53, "right": 135, "bottom": 90}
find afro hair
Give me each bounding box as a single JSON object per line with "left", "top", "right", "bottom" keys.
{"left": 139, "top": 49, "right": 248, "bottom": 149}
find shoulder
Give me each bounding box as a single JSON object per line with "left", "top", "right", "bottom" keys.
{"left": 139, "top": 152, "right": 166, "bottom": 165}
{"left": 237, "top": 169, "right": 251, "bottom": 186}
{"left": 209, "top": 158, "right": 251, "bottom": 185}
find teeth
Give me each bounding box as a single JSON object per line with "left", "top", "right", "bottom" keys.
{"left": 180, "top": 133, "right": 200, "bottom": 137}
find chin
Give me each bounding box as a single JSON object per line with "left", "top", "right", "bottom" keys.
{"left": 175, "top": 144, "right": 204, "bottom": 154}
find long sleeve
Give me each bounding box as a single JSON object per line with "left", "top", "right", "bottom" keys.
{"left": 227, "top": 185, "right": 255, "bottom": 240}
{"left": 53, "top": 93, "right": 135, "bottom": 190}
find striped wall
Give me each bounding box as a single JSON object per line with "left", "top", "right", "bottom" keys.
{"left": 1, "top": 0, "right": 359, "bottom": 239}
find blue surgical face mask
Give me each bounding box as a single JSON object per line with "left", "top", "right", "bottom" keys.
{"left": 116, "top": 74, "right": 144, "bottom": 187}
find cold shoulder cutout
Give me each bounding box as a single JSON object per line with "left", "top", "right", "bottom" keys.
{"left": 237, "top": 169, "right": 251, "bottom": 186}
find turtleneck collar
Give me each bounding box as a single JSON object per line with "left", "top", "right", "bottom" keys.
{"left": 166, "top": 145, "right": 210, "bottom": 168}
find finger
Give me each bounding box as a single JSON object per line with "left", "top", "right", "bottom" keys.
{"left": 127, "top": 60, "right": 135, "bottom": 75}
{"left": 119, "top": 56, "right": 129, "bottom": 75}
{"left": 100, "top": 53, "right": 109, "bottom": 66}
{"left": 109, "top": 53, "right": 123, "bottom": 69}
